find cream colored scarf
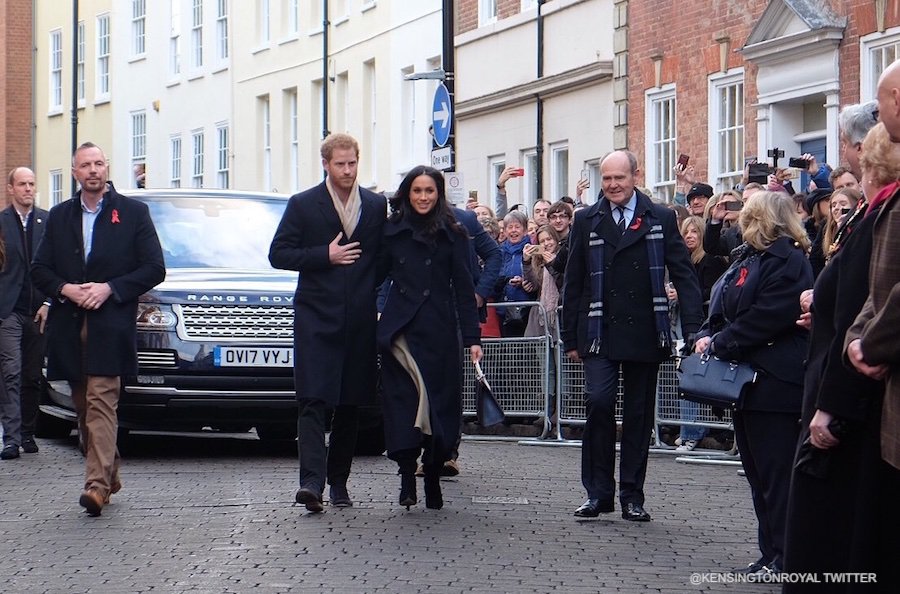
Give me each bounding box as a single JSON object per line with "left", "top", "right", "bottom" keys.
{"left": 325, "top": 177, "right": 362, "bottom": 238}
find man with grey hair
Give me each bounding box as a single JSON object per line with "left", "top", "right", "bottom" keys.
{"left": 838, "top": 100, "right": 879, "bottom": 179}
{"left": 563, "top": 150, "right": 702, "bottom": 521}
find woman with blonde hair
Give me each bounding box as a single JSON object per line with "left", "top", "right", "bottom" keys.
{"left": 695, "top": 191, "right": 813, "bottom": 575}
{"left": 822, "top": 187, "right": 862, "bottom": 261}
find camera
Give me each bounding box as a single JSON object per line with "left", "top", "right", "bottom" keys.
{"left": 747, "top": 162, "right": 773, "bottom": 185}
{"left": 724, "top": 201, "right": 743, "bottom": 212}
{"left": 788, "top": 157, "right": 811, "bottom": 169}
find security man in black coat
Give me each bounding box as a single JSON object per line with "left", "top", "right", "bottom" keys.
{"left": 562, "top": 150, "right": 702, "bottom": 521}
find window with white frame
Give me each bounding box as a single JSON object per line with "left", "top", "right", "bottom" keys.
{"left": 479, "top": 0, "right": 498, "bottom": 26}
{"left": 77, "top": 22, "right": 85, "bottom": 104}
{"left": 489, "top": 156, "right": 506, "bottom": 201}
{"left": 259, "top": 0, "right": 270, "bottom": 44}
{"left": 216, "top": 124, "right": 229, "bottom": 188}
{"left": 709, "top": 71, "right": 744, "bottom": 192}
{"left": 191, "top": 0, "right": 203, "bottom": 68}
{"left": 50, "top": 170, "right": 63, "bottom": 204}
{"left": 645, "top": 85, "right": 676, "bottom": 201}
{"left": 49, "top": 30, "right": 63, "bottom": 111}
{"left": 522, "top": 150, "right": 538, "bottom": 209}
{"left": 96, "top": 14, "right": 110, "bottom": 99}
{"left": 132, "top": 0, "right": 146, "bottom": 57}
{"left": 287, "top": 90, "right": 299, "bottom": 191}
{"left": 335, "top": 72, "right": 349, "bottom": 132}
{"left": 170, "top": 0, "right": 181, "bottom": 76}
{"left": 192, "top": 130, "right": 204, "bottom": 188}
{"left": 861, "top": 28, "right": 900, "bottom": 101}
{"left": 401, "top": 66, "right": 416, "bottom": 165}
{"left": 582, "top": 160, "right": 601, "bottom": 205}
{"left": 288, "top": 0, "right": 299, "bottom": 35}
{"left": 131, "top": 111, "right": 147, "bottom": 164}
{"left": 550, "top": 142, "right": 569, "bottom": 201}
{"left": 170, "top": 136, "right": 182, "bottom": 187}
{"left": 216, "top": 0, "right": 228, "bottom": 60}
{"left": 261, "top": 95, "right": 272, "bottom": 191}
{"left": 364, "top": 60, "right": 377, "bottom": 182}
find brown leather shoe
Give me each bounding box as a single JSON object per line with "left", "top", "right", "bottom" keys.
{"left": 79, "top": 489, "right": 104, "bottom": 516}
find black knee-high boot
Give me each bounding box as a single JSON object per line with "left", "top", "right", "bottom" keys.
{"left": 397, "top": 453, "right": 418, "bottom": 510}
{"left": 423, "top": 463, "right": 443, "bottom": 510}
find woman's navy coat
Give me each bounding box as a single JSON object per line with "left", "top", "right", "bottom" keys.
{"left": 377, "top": 217, "right": 480, "bottom": 462}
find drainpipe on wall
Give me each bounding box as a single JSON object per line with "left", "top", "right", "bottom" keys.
{"left": 535, "top": 0, "right": 545, "bottom": 201}
{"left": 322, "top": 0, "right": 329, "bottom": 142}
{"left": 70, "top": 0, "right": 80, "bottom": 195}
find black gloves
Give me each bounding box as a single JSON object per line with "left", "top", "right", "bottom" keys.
{"left": 680, "top": 333, "right": 697, "bottom": 357}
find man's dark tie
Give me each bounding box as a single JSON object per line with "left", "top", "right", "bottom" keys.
{"left": 616, "top": 206, "right": 627, "bottom": 234}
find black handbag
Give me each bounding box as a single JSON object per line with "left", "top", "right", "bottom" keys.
{"left": 677, "top": 349, "right": 757, "bottom": 408}
{"left": 474, "top": 361, "right": 505, "bottom": 427}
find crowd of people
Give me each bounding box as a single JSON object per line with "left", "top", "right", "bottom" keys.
{"left": 2, "top": 52, "right": 897, "bottom": 590}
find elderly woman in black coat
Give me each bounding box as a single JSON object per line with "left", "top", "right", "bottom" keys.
{"left": 694, "top": 191, "right": 813, "bottom": 576}
{"left": 378, "top": 166, "right": 483, "bottom": 510}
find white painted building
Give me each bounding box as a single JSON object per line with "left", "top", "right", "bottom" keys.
{"left": 455, "top": 0, "right": 616, "bottom": 213}
{"left": 113, "top": 0, "right": 233, "bottom": 191}
{"left": 230, "top": 0, "right": 444, "bottom": 195}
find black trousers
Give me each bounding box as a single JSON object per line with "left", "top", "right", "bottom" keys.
{"left": 296, "top": 399, "right": 359, "bottom": 494}
{"left": 581, "top": 357, "right": 659, "bottom": 505}
{"left": 733, "top": 408, "right": 799, "bottom": 568}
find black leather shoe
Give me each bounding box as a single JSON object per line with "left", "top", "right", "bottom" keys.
{"left": 0, "top": 444, "right": 19, "bottom": 460}
{"left": 734, "top": 560, "right": 768, "bottom": 574}
{"left": 329, "top": 484, "right": 353, "bottom": 508}
{"left": 573, "top": 499, "right": 614, "bottom": 517}
{"left": 21, "top": 437, "right": 39, "bottom": 454}
{"left": 621, "top": 502, "right": 651, "bottom": 521}
{"left": 295, "top": 488, "right": 324, "bottom": 513}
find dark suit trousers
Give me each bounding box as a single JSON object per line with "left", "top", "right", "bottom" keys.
{"left": 296, "top": 399, "right": 359, "bottom": 494}
{"left": 582, "top": 357, "right": 659, "bottom": 505}
{"left": 733, "top": 409, "right": 799, "bottom": 568}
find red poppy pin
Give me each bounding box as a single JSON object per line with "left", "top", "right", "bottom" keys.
{"left": 111, "top": 209, "right": 120, "bottom": 224}
{"left": 736, "top": 267, "right": 748, "bottom": 287}
{"left": 629, "top": 216, "right": 642, "bottom": 231}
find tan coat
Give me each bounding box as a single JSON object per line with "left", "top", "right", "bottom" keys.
{"left": 845, "top": 183, "right": 900, "bottom": 470}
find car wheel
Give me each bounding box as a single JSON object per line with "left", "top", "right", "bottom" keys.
{"left": 35, "top": 411, "right": 75, "bottom": 439}
{"left": 255, "top": 424, "right": 297, "bottom": 441}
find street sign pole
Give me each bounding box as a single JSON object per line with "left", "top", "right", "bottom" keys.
{"left": 441, "top": 0, "right": 455, "bottom": 170}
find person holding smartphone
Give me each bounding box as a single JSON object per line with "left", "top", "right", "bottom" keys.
{"left": 704, "top": 190, "right": 746, "bottom": 261}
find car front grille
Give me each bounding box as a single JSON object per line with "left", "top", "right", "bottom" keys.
{"left": 138, "top": 350, "right": 178, "bottom": 368}
{"left": 178, "top": 304, "right": 294, "bottom": 340}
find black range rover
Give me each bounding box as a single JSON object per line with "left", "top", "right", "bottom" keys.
{"left": 40, "top": 188, "right": 382, "bottom": 447}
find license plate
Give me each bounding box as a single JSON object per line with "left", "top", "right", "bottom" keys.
{"left": 213, "top": 346, "right": 293, "bottom": 368}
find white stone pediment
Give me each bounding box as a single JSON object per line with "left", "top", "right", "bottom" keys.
{"left": 741, "top": 0, "right": 846, "bottom": 64}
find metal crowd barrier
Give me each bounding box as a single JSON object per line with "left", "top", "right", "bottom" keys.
{"left": 458, "top": 301, "right": 735, "bottom": 452}
{"left": 460, "top": 301, "right": 553, "bottom": 440}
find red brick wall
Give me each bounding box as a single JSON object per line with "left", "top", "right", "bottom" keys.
{"left": 627, "top": 0, "right": 900, "bottom": 181}
{"left": 457, "top": 0, "right": 528, "bottom": 34}
{"left": 0, "top": 0, "right": 33, "bottom": 209}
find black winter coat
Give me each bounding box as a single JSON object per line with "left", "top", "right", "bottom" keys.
{"left": 562, "top": 191, "right": 703, "bottom": 362}
{"left": 31, "top": 184, "right": 165, "bottom": 379}
{"left": 699, "top": 236, "right": 813, "bottom": 412}
{"left": 377, "top": 216, "right": 480, "bottom": 462}
{"left": 268, "top": 182, "right": 386, "bottom": 405}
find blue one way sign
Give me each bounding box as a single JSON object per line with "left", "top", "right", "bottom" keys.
{"left": 432, "top": 83, "right": 452, "bottom": 148}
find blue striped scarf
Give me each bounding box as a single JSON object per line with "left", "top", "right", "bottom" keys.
{"left": 587, "top": 210, "right": 670, "bottom": 354}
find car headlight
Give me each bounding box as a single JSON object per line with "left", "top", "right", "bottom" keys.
{"left": 136, "top": 303, "right": 177, "bottom": 329}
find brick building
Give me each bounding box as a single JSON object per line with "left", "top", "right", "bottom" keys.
{"left": 626, "top": 0, "right": 900, "bottom": 200}
{"left": 0, "top": 0, "right": 33, "bottom": 209}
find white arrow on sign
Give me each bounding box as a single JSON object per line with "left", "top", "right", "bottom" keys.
{"left": 433, "top": 101, "right": 450, "bottom": 129}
